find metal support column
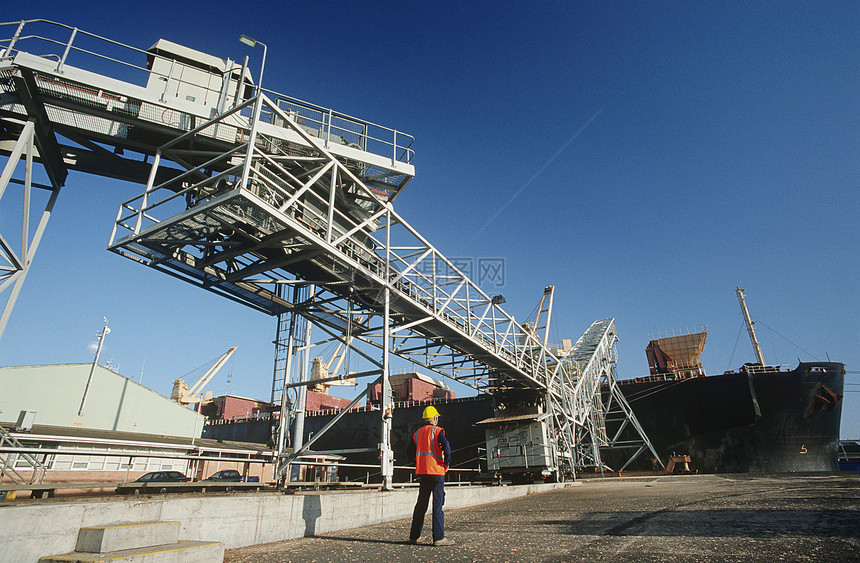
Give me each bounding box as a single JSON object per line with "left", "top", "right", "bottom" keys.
{"left": 380, "top": 208, "right": 394, "bottom": 490}
{"left": 275, "top": 309, "right": 296, "bottom": 481}
{"left": 274, "top": 284, "right": 311, "bottom": 482}
{"left": 380, "top": 286, "right": 394, "bottom": 489}
{"left": 292, "top": 284, "right": 314, "bottom": 455}
{"left": 0, "top": 121, "right": 62, "bottom": 340}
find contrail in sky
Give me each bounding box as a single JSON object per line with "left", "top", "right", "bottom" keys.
{"left": 470, "top": 108, "right": 603, "bottom": 241}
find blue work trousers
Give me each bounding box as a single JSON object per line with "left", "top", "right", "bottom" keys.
{"left": 410, "top": 474, "right": 445, "bottom": 541}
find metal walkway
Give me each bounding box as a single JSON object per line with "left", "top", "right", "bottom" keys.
{"left": 0, "top": 20, "right": 659, "bottom": 487}
{"left": 560, "top": 319, "right": 660, "bottom": 471}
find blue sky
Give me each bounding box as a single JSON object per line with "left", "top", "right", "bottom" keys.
{"left": 2, "top": 2, "right": 858, "bottom": 437}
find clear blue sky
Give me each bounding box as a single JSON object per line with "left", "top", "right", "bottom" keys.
{"left": 2, "top": 2, "right": 858, "bottom": 437}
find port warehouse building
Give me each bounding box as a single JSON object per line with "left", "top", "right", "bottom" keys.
{"left": 0, "top": 364, "right": 273, "bottom": 486}
{"left": 0, "top": 362, "right": 479, "bottom": 488}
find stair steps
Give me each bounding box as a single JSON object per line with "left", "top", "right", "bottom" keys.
{"left": 39, "top": 521, "right": 224, "bottom": 563}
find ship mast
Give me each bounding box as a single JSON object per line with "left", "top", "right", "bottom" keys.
{"left": 736, "top": 287, "right": 766, "bottom": 365}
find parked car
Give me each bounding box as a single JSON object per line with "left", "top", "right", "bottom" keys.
{"left": 116, "top": 471, "right": 189, "bottom": 494}
{"left": 203, "top": 470, "right": 259, "bottom": 482}
{"left": 135, "top": 471, "right": 189, "bottom": 483}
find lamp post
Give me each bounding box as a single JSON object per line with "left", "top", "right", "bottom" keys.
{"left": 239, "top": 34, "right": 267, "bottom": 96}
{"left": 78, "top": 318, "right": 110, "bottom": 417}
{"left": 238, "top": 34, "right": 268, "bottom": 191}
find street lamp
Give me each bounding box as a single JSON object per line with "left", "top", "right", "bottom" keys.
{"left": 77, "top": 318, "right": 110, "bottom": 417}
{"left": 239, "top": 34, "right": 267, "bottom": 96}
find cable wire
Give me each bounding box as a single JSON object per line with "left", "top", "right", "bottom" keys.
{"left": 753, "top": 318, "right": 820, "bottom": 361}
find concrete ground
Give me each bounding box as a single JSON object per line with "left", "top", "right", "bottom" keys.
{"left": 224, "top": 473, "right": 860, "bottom": 562}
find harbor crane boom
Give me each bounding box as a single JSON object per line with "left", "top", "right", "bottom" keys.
{"left": 171, "top": 346, "right": 237, "bottom": 405}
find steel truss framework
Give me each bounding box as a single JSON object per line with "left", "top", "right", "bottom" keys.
{"left": 0, "top": 20, "right": 661, "bottom": 487}
{"left": 0, "top": 120, "right": 62, "bottom": 340}
{"left": 0, "top": 420, "right": 48, "bottom": 485}
{"left": 107, "top": 92, "right": 660, "bottom": 482}
{"left": 104, "top": 94, "right": 559, "bottom": 381}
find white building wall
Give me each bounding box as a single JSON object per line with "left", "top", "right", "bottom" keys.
{"left": 0, "top": 364, "right": 204, "bottom": 438}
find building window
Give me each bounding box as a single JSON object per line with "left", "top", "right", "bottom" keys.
{"left": 13, "top": 455, "right": 55, "bottom": 470}
{"left": 53, "top": 459, "right": 72, "bottom": 470}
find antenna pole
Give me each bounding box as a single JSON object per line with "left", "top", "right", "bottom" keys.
{"left": 78, "top": 318, "right": 110, "bottom": 416}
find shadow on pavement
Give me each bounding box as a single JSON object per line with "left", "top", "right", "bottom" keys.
{"left": 314, "top": 535, "right": 419, "bottom": 546}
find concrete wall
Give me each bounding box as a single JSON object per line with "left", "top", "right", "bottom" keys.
{"left": 0, "top": 483, "right": 574, "bottom": 562}
{"left": 0, "top": 364, "right": 203, "bottom": 437}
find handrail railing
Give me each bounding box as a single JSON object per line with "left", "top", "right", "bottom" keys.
{"left": 0, "top": 425, "right": 48, "bottom": 485}
{"left": 0, "top": 19, "right": 414, "bottom": 165}
{"left": 1, "top": 19, "right": 169, "bottom": 85}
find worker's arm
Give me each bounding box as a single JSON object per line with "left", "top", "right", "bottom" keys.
{"left": 437, "top": 428, "right": 452, "bottom": 469}
{"left": 407, "top": 430, "right": 417, "bottom": 462}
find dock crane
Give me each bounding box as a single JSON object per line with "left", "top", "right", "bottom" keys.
{"left": 736, "top": 287, "right": 766, "bottom": 366}
{"left": 309, "top": 318, "right": 362, "bottom": 393}
{"left": 170, "top": 346, "right": 237, "bottom": 406}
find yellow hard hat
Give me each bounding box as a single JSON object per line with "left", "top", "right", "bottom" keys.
{"left": 422, "top": 406, "right": 440, "bottom": 420}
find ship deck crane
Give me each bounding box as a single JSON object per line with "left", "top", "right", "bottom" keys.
{"left": 736, "top": 287, "right": 766, "bottom": 365}
{"left": 310, "top": 341, "right": 358, "bottom": 392}
{"left": 170, "top": 346, "right": 237, "bottom": 406}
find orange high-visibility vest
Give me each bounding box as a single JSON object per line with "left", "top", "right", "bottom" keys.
{"left": 414, "top": 424, "right": 446, "bottom": 475}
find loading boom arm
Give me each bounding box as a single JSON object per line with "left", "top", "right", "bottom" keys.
{"left": 181, "top": 346, "right": 237, "bottom": 404}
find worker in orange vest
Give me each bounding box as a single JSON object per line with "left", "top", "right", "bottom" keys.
{"left": 407, "top": 405, "right": 453, "bottom": 546}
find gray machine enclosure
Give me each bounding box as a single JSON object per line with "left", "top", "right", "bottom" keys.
{"left": 483, "top": 413, "right": 554, "bottom": 475}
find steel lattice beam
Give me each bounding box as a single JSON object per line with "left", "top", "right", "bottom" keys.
{"left": 0, "top": 120, "right": 62, "bottom": 340}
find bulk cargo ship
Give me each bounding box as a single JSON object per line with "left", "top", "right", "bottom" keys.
{"left": 605, "top": 288, "right": 845, "bottom": 473}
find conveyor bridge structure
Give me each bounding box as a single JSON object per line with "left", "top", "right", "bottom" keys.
{"left": 0, "top": 20, "right": 659, "bottom": 487}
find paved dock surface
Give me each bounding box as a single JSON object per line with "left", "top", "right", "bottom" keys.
{"left": 225, "top": 474, "right": 860, "bottom": 562}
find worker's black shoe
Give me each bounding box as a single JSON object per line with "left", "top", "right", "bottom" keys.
{"left": 433, "top": 537, "right": 454, "bottom": 546}
{"left": 407, "top": 537, "right": 422, "bottom": 545}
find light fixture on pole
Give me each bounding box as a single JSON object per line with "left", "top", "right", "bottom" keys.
{"left": 78, "top": 318, "right": 111, "bottom": 417}
{"left": 239, "top": 34, "right": 267, "bottom": 95}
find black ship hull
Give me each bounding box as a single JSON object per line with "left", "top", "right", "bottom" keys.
{"left": 607, "top": 362, "right": 845, "bottom": 473}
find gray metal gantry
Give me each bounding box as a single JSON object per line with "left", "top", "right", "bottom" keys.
{"left": 0, "top": 20, "right": 659, "bottom": 487}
